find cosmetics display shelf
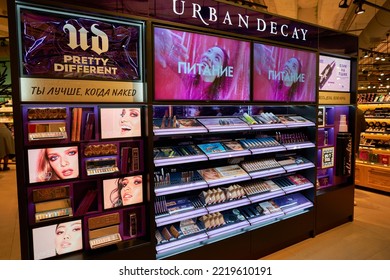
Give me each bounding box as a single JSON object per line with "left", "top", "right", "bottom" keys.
{"left": 357, "top": 93, "right": 390, "bottom": 104}
{"left": 19, "top": 103, "right": 151, "bottom": 259}
{"left": 153, "top": 115, "right": 315, "bottom": 137}
{"left": 155, "top": 175, "right": 314, "bottom": 227}
{"left": 155, "top": 192, "right": 313, "bottom": 259}
{"left": 154, "top": 142, "right": 315, "bottom": 167}
{"left": 361, "top": 132, "right": 390, "bottom": 137}
{"left": 316, "top": 106, "right": 356, "bottom": 190}
{"left": 153, "top": 106, "right": 316, "bottom": 259}
{"left": 315, "top": 104, "right": 356, "bottom": 236}
{"left": 356, "top": 102, "right": 390, "bottom": 193}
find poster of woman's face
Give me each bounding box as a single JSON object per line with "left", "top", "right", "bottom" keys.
{"left": 28, "top": 146, "right": 80, "bottom": 183}
{"left": 154, "top": 26, "right": 250, "bottom": 101}
{"left": 103, "top": 176, "right": 143, "bottom": 209}
{"left": 32, "top": 220, "right": 83, "bottom": 260}
{"left": 253, "top": 42, "right": 317, "bottom": 102}
{"left": 100, "top": 108, "right": 142, "bottom": 139}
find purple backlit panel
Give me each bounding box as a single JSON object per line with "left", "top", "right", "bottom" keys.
{"left": 154, "top": 26, "right": 250, "bottom": 101}
{"left": 253, "top": 42, "right": 317, "bottom": 102}
{"left": 20, "top": 7, "right": 143, "bottom": 81}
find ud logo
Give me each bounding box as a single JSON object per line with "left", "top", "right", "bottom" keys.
{"left": 63, "top": 23, "right": 109, "bottom": 55}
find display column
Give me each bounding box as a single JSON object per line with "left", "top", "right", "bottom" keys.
{"left": 8, "top": 3, "right": 154, "bottom": 260}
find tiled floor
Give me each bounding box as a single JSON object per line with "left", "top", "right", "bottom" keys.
{"left": 0, "top": 164, "right": 389, "bottom": 260}
{"left": 261, "top": 188, "right": 390, "bottom": 260}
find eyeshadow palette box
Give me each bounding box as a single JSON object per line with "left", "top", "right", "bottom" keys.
{"left": 87, "top": 212, "right": 122, "bottom": 249}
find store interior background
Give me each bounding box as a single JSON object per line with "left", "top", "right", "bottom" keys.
{"left": 0, "top": 0, "right": 389, "bottom": 260}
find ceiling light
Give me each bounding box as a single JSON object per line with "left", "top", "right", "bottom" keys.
{"left": 354, "top": 0, "right": 365, "bottom": 14}
{"left": 339, "top": 0, "right": 349, "bottom": 8}
{"left": 363, "top": 51, "right": 369, "bottom": 58}
{"left": 356, "top": 6, "right": 365, "bottom": 14}
{"left": 381, "top": 56, "right": 386, "bottom": 61}
{"left": 375, "top": 56, "right": 381, "bottom": 60}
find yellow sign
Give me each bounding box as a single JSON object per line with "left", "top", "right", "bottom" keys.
{"left": 20, "top": 78, "right": 145, "bottom": 103}
{"left": 319, "top": 91, "right": 350, "bottom": 105}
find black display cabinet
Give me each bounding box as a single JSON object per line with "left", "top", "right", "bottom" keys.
{"left": 7, "top": 0, "right": 358, "bottom": 260}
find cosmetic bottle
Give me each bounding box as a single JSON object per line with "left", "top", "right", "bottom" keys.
{"left": 335, "top": 114, "right": 352, "bottom": 176}
{"left": 242, "top": 113, "right": 257, "bottom": 124}
{"left": 324, "top": 130, "right": 328, "bottom": 145}
{"left": 319, "top": 60, "right": 336, "bottom": 89}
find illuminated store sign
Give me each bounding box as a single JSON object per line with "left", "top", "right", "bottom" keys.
{"left": 171, "top": 0, "right": 309, "bottom": 41}
{"left": 18, "top": 6, "right": 145, "bottom": 102}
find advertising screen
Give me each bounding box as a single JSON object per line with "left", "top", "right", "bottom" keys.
{"left": 319, "top": 55, "right": 351, "bottom": 92}
{"left": 253, "top": 42, "right": 317, "bottom": 102}
{"left": 154, "top": 26, "right": 250, "bottom": 101}
{"left": 32, "top": 219, "right": 83, "bottom": 259}
{"left": 19, "top": 7, "right": 143, "bottom": 81}
{"left": 100, "top": 107, "right": 142, "bottom": 139}
{"left": 103, "top": 175, "right": 143, "bottom": 209}
{"left": 28, "top": 146, "right": 80, "bottom": 183}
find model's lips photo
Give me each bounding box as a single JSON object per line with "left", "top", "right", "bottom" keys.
{"left": 60, "top": 241, "right": 71, "bottom": 249}
{"left": 123, "top": 193, "right": 133, "bottom": 200}
{"left": 201, "top": 57, "right": 211, "bottom": 69}
{"left": 62, "top": 169, "right": 73, "bottom": 176}
{"left": 121, "top": 125, "right": 132, "bottom": 131}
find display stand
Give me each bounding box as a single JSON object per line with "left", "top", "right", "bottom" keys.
{"left": 8, "top": 2, "right": 154, "bottom": 259}
{"left": 355, "top": 93, "right": 390, "bottom": 193}
{"left": 315, "top": 52, "right": 358, "bottom": 233}
{"left": 8, "top": 0, "right": 358, "bottom": 259}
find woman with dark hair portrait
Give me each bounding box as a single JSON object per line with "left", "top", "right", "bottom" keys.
{"left": 109, "top": 176, "right": 143, "bottom": 208}
{"left": 155, "top": 28, "right": 231, "bottom": 100}
{"left": 253, "top": 43, "right": 315, "bottom": 102}
{"left": 273, "top": 57, "right": 303, "bottom": 102}
{"left": 119, "top": 108, "right": 141, "bottom": 137}
{"left": 54, "top": 220, "right": 82, "bottom": 255}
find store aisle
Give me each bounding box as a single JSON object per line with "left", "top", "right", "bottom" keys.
{"left": 0, "top": 165, "right": 20, "bottom": 259}
{"left": 261, "top": 188, "right": 390, "bottom": 260}
{"left": 263, "top": 189, "right": 390, "bottom": 260}
{"left": 0, "top": 166, "right": 389, "bottom": 260}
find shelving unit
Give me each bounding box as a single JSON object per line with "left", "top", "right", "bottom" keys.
{"left": 356, "top": 95, "right": 390, "bottom": 193}
{"left": 315, "top": 105, "right": 356, "bottom": 234}
{"left": 8, "top": 0, "right": 358, "bottom": 260}
{"left": 315, "top": 52, "right": 357, "bottom": 234}
{"left": 153, "top": 105, "right": 317, "bottom": 259}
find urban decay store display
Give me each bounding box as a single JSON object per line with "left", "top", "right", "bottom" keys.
{"left": 153, "top": 104, "right": 316, "bottom": 259}
{"left": 12, "top": 4, "right": 150, "bottom": 259}
{"left": 316, "top": 53, "right": 356, "bottom": 234}
{"left": 8, "top": 0, "right": 358, "bottom": 259}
